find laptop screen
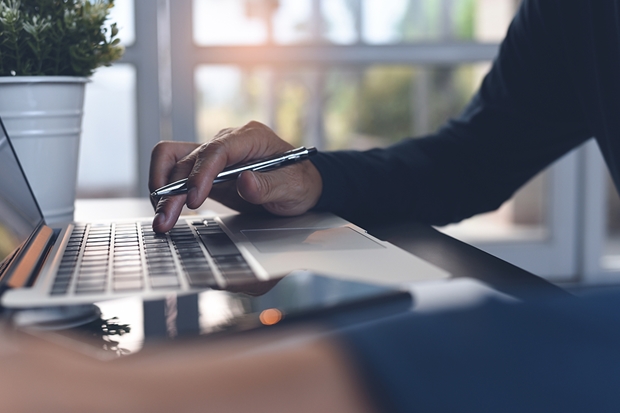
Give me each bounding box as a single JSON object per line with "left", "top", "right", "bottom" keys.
{"left": 0, "top": 121, "right": 44, "bottom": 264}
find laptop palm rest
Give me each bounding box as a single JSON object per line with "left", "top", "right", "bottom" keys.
{"left": 241, "top": 227, "right": 385, "bottom": 253}
{"left": 220, "top": 212, "right": 451, "bottom": 284}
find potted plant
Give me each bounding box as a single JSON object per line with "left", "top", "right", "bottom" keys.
{"left": 0, "top": 0, "right": 123, "bottom": 224}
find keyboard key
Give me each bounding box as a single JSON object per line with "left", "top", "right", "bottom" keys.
{"left": 114, "top": 279, "right": 143, "bottom": 291}
{"left": 180, "top": 257, "right": 210, "bottom": 266}
{"left": 55, "top": 271, "right": 74, "bottom": 279}
{"left": 75, "top": 280, "right": 106, "bottom": 293}
{"left": 150, "top": 276, "right": 179, "bottom": 289}
{"left": 114, "top": 257, "right": 142, "bottom": 265}
{"left": 148, "top": 266, "right": 177, "bottom": 275}
{"left": 81, "top": 258, "right": 109, "bottom": 265}
{"left": 145, "top": 249, "right": 173, "bottom": 256}
{"left": 78, "top": 266, "right": 108, "bottom": 274}
{"left": 220, "top": 269, "right": 257, "bottom": 283}
{"left": 50, "top": 284, "right": 69, "bottom": 295}
{"left": 113, "top": 273, "right": 143, "bottom": 281}
{"left": 186, "top": 271, "right": 217, "bottom": 288}
{"left": 199, "top": 233, "right": 240, "bottom": 257}
{"left": 114, "top": 240, "right": 139, "bottom": 245}
{"left": 213, "top": 255, "right": 246, "bottom": 265}
{"left": 114, "top": 250, "right": 140, "bottom": 257}
{"left": 145, "top": 257, "right": 175, "bottom": 265}
{"left": 114, "top": 266, "right": 142, "bottom": 274}
{"left": 84, "top": 247, "right": 110, "bottom": 253}
{"left": 80, "top": 261, "right": 109, "bottom": 268}
{"left": 178, "top": 252, "right": 205, "bottom": 260}
{"left": 114, "top": 247, "right": 140, "bottom": 254}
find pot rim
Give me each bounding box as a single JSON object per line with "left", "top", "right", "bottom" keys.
{"left": 0, "top": 76, "right": 89, "bottom": 84}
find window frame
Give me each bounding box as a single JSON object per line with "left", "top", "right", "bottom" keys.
{"left": 159, "top": 0, "right": 582, "bottom": 282}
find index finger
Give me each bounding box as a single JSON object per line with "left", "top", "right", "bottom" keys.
{"left": 149, "top": 141, "right": 201, "bottom": 193}
{"left": 184, "top": 121, "right": 293, "bottom": 209}
{"left": 149, "top": 141, "right": 201, "bottom": 232}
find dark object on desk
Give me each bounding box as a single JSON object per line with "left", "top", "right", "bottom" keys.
{"left": 143, "top": 271, "right": 412, "bottom": 341}
{"left": 13, "top": 272, "right": 412, "bottom": 358}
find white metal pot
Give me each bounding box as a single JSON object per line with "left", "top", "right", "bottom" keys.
{"left": 0, "top": 76, "right": 88, "bottom": 224}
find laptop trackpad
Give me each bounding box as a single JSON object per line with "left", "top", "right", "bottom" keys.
{"left": 241, "top": 227, "right": 385, "bottom": 253}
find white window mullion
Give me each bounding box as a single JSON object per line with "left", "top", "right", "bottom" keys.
{"left": 580, "top": 139, "right": 617, "bottom": 284}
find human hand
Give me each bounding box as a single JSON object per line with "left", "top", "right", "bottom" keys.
{"left": 149, "top": 121, "right": 323, "bottom": 233}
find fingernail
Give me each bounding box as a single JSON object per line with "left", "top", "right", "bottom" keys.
{"left": 187, "top": 187, "right": 198, "bottom": 207}
{"left": 247, "top": 171, "right": 260, "bottom": 191}
{"left": 153, "top": 211, "right": 166, "bottom": 229}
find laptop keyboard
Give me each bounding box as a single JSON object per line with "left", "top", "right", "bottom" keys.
{"left": 50, "top": 219, "right": 258, "bottom": 296}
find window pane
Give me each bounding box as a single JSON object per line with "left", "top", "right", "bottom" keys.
{"left": 322, "top": 0, "right": 358, "bottom": 44}
{"left": 321, "top": 62, "right": 546, "bottom": 241}
{"left": 197, "top": 63, "right": 485, "bottom": 149}
{"left": 195, "top": 65, "right": 312, "bottom": 147}
{"left": 193, "top": 0, "right": 269, "bottom": 45}
{"left": 194, "top": 0, "right": 319, "bottom": 45}
{"left": 195, "top": 65, "right": 271, "bottom": 142}
{"left": 603, "top": 173, "right": 620, "bottom": 269}
{"left": 362, "top": 0, "right": 518, "bottom": 44}
{"left": 78, "top": 64, "right": 137, "bottom": 197}
{"left": 324, "top": 64, "right": 485, "bottom": 150}
{"left": 194, "top": 61, "right": 546, "bottom": 241}
{"left": 272, "top": 0, "right": 314, "bottom": 44}
{"left": 193, "top": 0, "right": 517, "bottom": 46}
{"left": 110, "top": 0, "right": 135, "bottom": 46}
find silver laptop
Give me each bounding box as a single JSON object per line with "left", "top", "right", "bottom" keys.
{"left": 0, "top": 119, "right": 449, "bottom": 308}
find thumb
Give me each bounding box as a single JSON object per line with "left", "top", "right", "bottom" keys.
{"left": 236, "top": 166, "right": 319, "bottom": 216}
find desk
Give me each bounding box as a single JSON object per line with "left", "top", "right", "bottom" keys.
{"left": 2, "top": 199, "right": 577, "bottom": 412}
{"left": 75, "top": 198, "right": 566, "bottom": 299}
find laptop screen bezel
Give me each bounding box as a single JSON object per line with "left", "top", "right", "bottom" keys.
{"left": 0, "top": 117, "right": 46, "bottom": 227}
{"left": 0, "top": 116, "right": 49, "bottom": 285}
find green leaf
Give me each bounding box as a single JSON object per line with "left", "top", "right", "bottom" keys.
{"left": 0, "top": 0, "right": 123, "bottom": 76}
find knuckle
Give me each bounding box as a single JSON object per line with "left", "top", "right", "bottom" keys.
{"left": 206, "top": 139, "right": 225, "bottom": 152}
{"left": 195, "top": 142, "right": 211, "bottom": 157}
{"left": 215, "top": 127, "right": 232, "bottom": 137}
{"left": 151, "top": 140, "right": 171, "bottom": 158}
{"left": 197, "top": 140, "right": 227, "bottom": 164}
{"left": 245, "top": 120, "right": 263, "bottom": 129}
{"left": 198, "top": 137, "right": 227, "bottom": 157}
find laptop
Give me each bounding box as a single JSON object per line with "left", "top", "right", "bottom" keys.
{"left": 0, "top": 118, "right": 449, "bottom": 308}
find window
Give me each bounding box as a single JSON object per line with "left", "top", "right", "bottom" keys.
{"left": 175, "top": 0, "right": 579, "bottom": 281}
{"left": 85, "top": 0, "right": 596, "bottom": 283}
{"left": 78, "top": 0, "right": 138, "bottom": 197}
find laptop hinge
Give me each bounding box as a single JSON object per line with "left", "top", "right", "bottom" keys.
{"left": 3, "top": 225, "right": 55, "bottom": 289}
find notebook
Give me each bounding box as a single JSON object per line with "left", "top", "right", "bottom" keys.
{"left": 0, "top": 117, "right": 449, "bottom": 308}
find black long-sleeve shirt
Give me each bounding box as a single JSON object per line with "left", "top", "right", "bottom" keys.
{"left": 312, "top": 0, "right": 617, "bottom": 226}
{"left": 324, "top": 1, "right": 620, "bottom": 410}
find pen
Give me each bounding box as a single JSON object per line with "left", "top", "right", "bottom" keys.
{"left": 151, "top": 146, "right": 318, "bottom": 197}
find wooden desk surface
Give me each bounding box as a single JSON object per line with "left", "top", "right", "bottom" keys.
{"left": 75, "top": 198, "right": 567, "bottom": 298}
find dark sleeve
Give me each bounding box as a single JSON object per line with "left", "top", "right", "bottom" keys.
{"left": 311, "top": 0, "right": 590, "bottom": 226}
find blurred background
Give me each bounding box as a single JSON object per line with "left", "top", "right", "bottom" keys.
{"left": 78, "top": 0, "right": 620, "bottom": 286}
